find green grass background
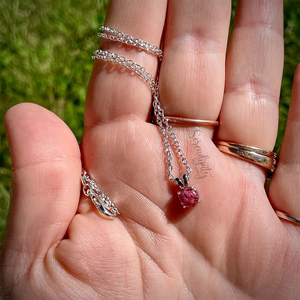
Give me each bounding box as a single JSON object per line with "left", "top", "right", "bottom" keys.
{"left": 0, "top": 0, "right": 300, "bottom": 248}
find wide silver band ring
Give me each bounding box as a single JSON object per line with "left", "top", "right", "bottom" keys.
{"left": 275, "top": 210, "right": 300, "bottom": 225}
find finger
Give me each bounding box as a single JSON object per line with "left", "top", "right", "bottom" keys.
{"left": 1, "top": 103, "right": 81, "bottom": 261}
{"left": 269, "top": 64, "right": 300, "bottom": 224}
{"left": 85, "top": 0, "right": 167, "bottom": 127}
{"left": 159, "top": 0, "right": 231, "bottom": 122}
{"left": 217, "top": 0, "right": 284, "bottom": 150}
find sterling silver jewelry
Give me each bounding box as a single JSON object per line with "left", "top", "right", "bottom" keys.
{"left": 93, "top": 28, "right": 200, "bottom": 208}
{"left": 98, "top": 26, "right": 163, "bottom": 60}
{"left": 81, "top": 170, "right": 119, "bottom": 218}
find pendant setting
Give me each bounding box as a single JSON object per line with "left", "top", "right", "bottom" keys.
{"left": 175, "top": 174, "right": 200, "bottom": 208}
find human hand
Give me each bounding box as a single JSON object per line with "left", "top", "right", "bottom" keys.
{"left": 1, "top": 1, "right": 300, "bottom": 299}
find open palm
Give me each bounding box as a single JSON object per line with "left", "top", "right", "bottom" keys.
{"left": 1, "top": 0, "right": 300, "bottom": 299}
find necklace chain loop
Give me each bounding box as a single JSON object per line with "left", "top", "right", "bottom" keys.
{"left": 99, "top": 26, "right": 163, "bottom": 60}
{"left": 92, "top": 49, "right": 191, "bottom": 182}
{"left": 93, "top": 29, "right": 201, "bottom": 208}
{"left": 81, "top": 170, "right": 119, "bottom": 217}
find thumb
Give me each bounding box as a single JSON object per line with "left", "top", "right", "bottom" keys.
{"left": 0, "top": 103, "right": 81, "bottom": 266}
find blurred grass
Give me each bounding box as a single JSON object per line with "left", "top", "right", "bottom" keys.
{"left": 280, "top": 0, "right": 300, "bottom": 150}
{"left": 0, "top": 0, "right": 300, "bottom": 248}
{"left": 0, "top": 0, "right": 109, "bottom": 247}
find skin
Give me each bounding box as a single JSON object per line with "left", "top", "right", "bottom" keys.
{"left": 1, "top": 0, "right": 300, "bottom": 299}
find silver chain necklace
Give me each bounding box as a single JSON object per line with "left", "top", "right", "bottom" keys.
{"left": 81, "top": 170, "right": 119, "bottom": 217}
{"left": 92, "top": 27, "right": 200, "bottom": 208}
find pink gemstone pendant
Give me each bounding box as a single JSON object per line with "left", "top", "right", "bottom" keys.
{"left": 177, "top": 186, "right": 200, "bottom": 208}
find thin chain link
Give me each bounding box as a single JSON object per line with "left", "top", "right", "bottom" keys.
{"left": 92, "top": 48, "right": 192, "bottom": 182}
{"left": 81, "top": 170, "right": 119, "bottom": 217}
{"left": 99, "top": 26, "right": 163, "bottom": 60}
{"left": 92, "top": 49, "right": 158, "bottom": 93}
